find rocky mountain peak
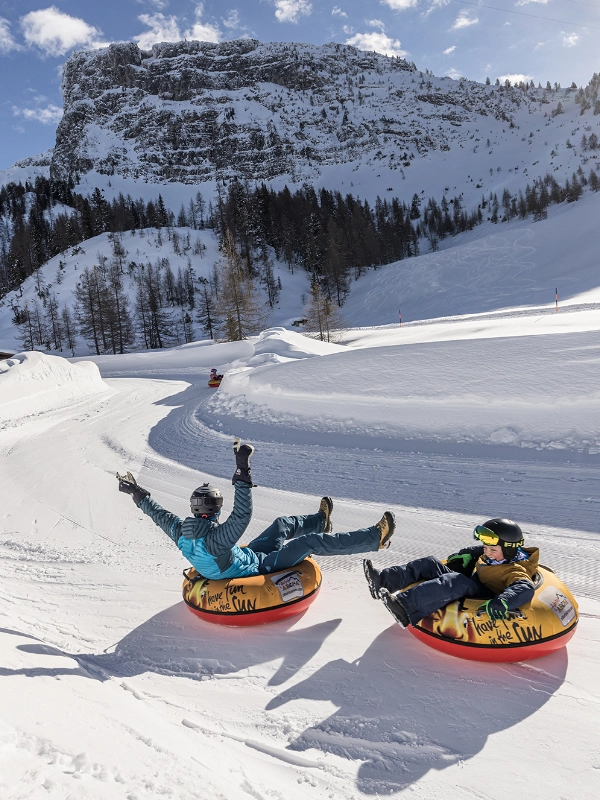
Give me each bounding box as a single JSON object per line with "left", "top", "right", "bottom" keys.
{"left": 51, "top": 39, "right": 521, "bottom": 185}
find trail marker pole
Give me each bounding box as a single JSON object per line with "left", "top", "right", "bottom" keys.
{"left": 398, "top": 309, "right": 402, "bottom": 327}
{"left": 555, "top": 288, "right": 558, "bottom": 312}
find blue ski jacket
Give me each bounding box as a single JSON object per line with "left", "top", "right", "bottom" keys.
{"left": 138, "top": 482, "right": 259, "bottom": 579}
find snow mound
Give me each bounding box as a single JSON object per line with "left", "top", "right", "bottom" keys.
{"left": 205, "top": 330, "right": 600, "bottom": 454}
{"left": 248, "top": 327, "right": 345, "bottom": 362}
{"left": 0, "top": 351, "right": 110, "bottom": 426}
{"left": 210, "top": 328, "right": 345, "bottom": 401}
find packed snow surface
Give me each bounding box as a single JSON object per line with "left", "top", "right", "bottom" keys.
{"left": 2, "top": 308, "right": 600, "bottom": 798}
{"left": 2, "top": 201, "right": 600, "bottom": 798}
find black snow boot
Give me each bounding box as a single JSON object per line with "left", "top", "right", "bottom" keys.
{"left": 319, "top": 496, "right": 333, "bottom": 532}
{"left": 380, "top": 589, "right": 410, "bottom": 628}
{"left": 363, "top": 559, "right": 381, "bottom": 599}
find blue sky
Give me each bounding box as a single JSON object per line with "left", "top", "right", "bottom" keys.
{"left": 0, "top": 0, "right": 598, "bottom": 170}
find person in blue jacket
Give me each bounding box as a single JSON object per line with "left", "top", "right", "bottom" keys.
{"left": 117, "top": 439, "right": 396, "bottom": 580}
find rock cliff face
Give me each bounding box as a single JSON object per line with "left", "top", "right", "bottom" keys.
{"left": 51, "top": 39, "right": 521, "bottom": 185}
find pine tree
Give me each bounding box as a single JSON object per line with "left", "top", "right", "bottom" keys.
{"left": 196, "top": 277, "right": 218, "bottom": 339}
{"left": 214, "top": 231, "right": 269, "bottom": 341}
{"left": 44, "top": 293, "right": 63, "bottom": 350}
{"left": 107, "top": 262, "right": 135, "bottom": 353}
{"left": 15, "top": 302, "right": 35, "bottom": 351}
{"left": 61, "top": 305, "right": 77, "bottom": 356}
{"left": 303, "top": 280, "right": 346, "bottom": 343}
{"left": 75, "top": 267, "right": 103, "bottom": 354}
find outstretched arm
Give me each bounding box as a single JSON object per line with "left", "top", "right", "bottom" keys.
{"left": 118, "top": 472, "right": 182, "bottom": 544}
{"left": 138, "top": 496, "right": 183, "bottom": 545}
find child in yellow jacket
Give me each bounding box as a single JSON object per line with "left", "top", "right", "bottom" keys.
{"left": 363, "top": 518, "right": 538, "bottom": 627}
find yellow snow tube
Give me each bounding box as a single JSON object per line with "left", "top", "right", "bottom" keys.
{"left": 182, "top": 557, "right": 322, "bottom": 626}
{"left": 407, "top": 565, "right": 578, "bottom": 661}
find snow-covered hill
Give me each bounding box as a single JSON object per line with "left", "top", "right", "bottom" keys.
{"left": 0, "top": 226, "right": 308, "bottom": 354}
{"left": 45, "top": 39, "right": 600, "bottom": 216}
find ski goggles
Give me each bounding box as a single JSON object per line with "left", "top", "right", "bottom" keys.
{"left": 473, "top": 525, "right": 501, "bottom": 546}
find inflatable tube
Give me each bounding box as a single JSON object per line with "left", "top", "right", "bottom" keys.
{"left": 208, "top": 378, "right": 222, "bottom": 388}
{"left": 182, "top": 557, "right": 322, "bottom": 626}
{"left": 407, "top": 565, "right": 578, "bottom": 662}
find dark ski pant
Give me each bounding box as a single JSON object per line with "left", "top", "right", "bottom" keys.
{"left": 246, "top": 511, "right": 381, "bottom": 574}
{"left": 379, "top": 556, "right": 493, "bottom": 626}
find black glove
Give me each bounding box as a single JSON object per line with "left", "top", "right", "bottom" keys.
{"left": 117, "top": 471, "right": 150, "bottom": 506}
{"left": 232, "top": 438, "right": 255, "bottom": 485}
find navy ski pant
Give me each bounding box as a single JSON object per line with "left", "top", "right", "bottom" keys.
{"left": 246, "top": 511, "right": 380, "bottom": 574}
{"left": 379, "top": 556, "right": 493, "bottom": 626}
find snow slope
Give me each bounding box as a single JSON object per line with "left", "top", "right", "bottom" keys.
{"left": 2, "top": 303, "right": 600, "bottom": 798}
{"left": 0, "top": 226, "right": 309, "bottom": 354}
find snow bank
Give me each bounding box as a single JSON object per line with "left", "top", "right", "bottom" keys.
{"left": 206, "top": 329, "right": 600, "bottom": 454}
{"left": 0, "top": 351, "right": 110, "bottom": 425}
{"left": 244, "top": 327, "right": 345, "bottom": 366}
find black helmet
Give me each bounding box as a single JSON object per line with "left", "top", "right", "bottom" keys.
{"left": 473, "top": 518, "right": 524, "bottom": 561}
{"left": 190, "top": 483, "right": 223, "bottom": 518}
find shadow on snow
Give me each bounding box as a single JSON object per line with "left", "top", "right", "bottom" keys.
{"left": 1, "top": 601, "right": 567, "bottom": 794}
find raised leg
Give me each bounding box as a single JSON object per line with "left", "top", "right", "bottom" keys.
{"left": 379, "top": 556, "right": 452, "bottom": 593}
{"left": 246, "top": 512, "right": 325, "bottom": 555}
{"left": 256, "top": 525, "right": 380, "bottom": 574}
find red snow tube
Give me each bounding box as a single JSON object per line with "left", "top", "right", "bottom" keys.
{"left": 182, "top": 558, "right": 322, "bottom": 626}
{"left": 405, "top": 565, "right": 578, "bottom": 662}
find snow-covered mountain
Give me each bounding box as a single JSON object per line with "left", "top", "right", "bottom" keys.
{"left": 50, "top": 39, "right": 577, "bottom": 196}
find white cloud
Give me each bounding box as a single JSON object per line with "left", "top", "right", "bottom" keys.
{"left": 274, "top": 1, "right": 312, "bottom": 23}
{"left": 497, "top": 73, "right": 532, "bottom": 84}
{"left": 136, "top": 0, "right": 170, "bottom": 8}
{"left": 186, "top": 2, "right": 222, "bottom": 44}
{"left": 368, "top": 19, "right": 385, "bottom": 30}
{"left": 20, "top": 6, "right": 105, "bottom": 57}
{"left": 443, "top": 45, "right": 456, "bottom": 55}
{"left": 516, "top": 0, "right": 548, "bottom": 5}
{"left": 424, "top": 0, "right": 450, "bottom": 16}
{"left": 332, "top": 6, "right": 347, "bottom": 17}
{"left": 222, "top": 10, "right": 242, "bottom": 29}
{"left": 451, "top": 10, "right": 478, "bottom": 30}
{"left": 13, "top": 103, "right": 63, "bottom": 124}
{"left": 345, "top": 31, "right": 406, "bottom": 57}
{"left": 134, "top": 6, "right": 221, "bottom": 49}
{"left": 135, "top": 13, "right": 182, "bottom": 48}
{"left": 137, "top": 0, "right": 170, "bottom": 8}
{"left": 343, "top": 25, "right": 354, "bottom": 34}
{"left": 446, "top": 68, "right": 462, "bottom": 80}
{"left": 0, "top": 17, "right": 20, "bottom": 54}
{"left": 381, "top": 0, "right": 419, "bottom": 9}
{"left": 563, "top": 33, "right": 579, "bottom": 48}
